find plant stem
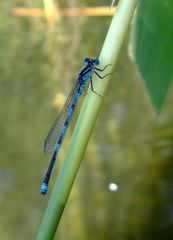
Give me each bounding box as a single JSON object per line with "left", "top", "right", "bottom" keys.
{"left": 36, "top": 0, "right": 137, "bottom": 239}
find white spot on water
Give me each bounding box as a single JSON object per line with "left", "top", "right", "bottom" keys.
{"left": 108, "top": 182, "right": 118, "bottom": 192}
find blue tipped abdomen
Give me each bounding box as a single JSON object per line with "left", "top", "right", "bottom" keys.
{"left": 41, "top": 183, "right": 48, "bottom": 195}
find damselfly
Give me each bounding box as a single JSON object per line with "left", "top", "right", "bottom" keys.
{"left": 41, "top": 57, "right": 111, "bottom": 195}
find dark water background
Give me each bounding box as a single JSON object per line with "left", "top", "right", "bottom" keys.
{"left": 0, "top": 1, "right": 173, "bottom": 239}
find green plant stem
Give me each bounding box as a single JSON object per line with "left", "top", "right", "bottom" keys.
{"left": 36, "top": 0, "right": 137, "bottom": 239}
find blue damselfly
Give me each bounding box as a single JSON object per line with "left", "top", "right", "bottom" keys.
{"left": 41, "top": 57, "right": 111, "bottom": 195}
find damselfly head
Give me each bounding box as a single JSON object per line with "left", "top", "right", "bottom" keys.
{"left": 92, "top": 58, "right": 99, "bottom": 66}
{"left": 83, "top": 57, "right": 99, "bottom": 66}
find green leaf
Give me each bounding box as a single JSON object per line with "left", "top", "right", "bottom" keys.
{"left": 132, "top": 0, "right": 173, "bottom": 112}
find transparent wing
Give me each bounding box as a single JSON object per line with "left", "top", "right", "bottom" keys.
{"left": 44, "top": 83, "right": 80, "bottom": 155}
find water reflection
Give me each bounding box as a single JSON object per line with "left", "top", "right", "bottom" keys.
{"left": 0, "top": 1, "right": 173, "bottom": 240}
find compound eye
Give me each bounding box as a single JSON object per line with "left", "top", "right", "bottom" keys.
{"left": 94, "top": 59, "right": 99, "bottom": 65}
{"left": 84, "top": 58, "right": 89, "bottom": 64}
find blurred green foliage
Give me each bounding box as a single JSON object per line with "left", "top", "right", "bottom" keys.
{"left": 132, "top": 0, "right": 173, "bottom": 112}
